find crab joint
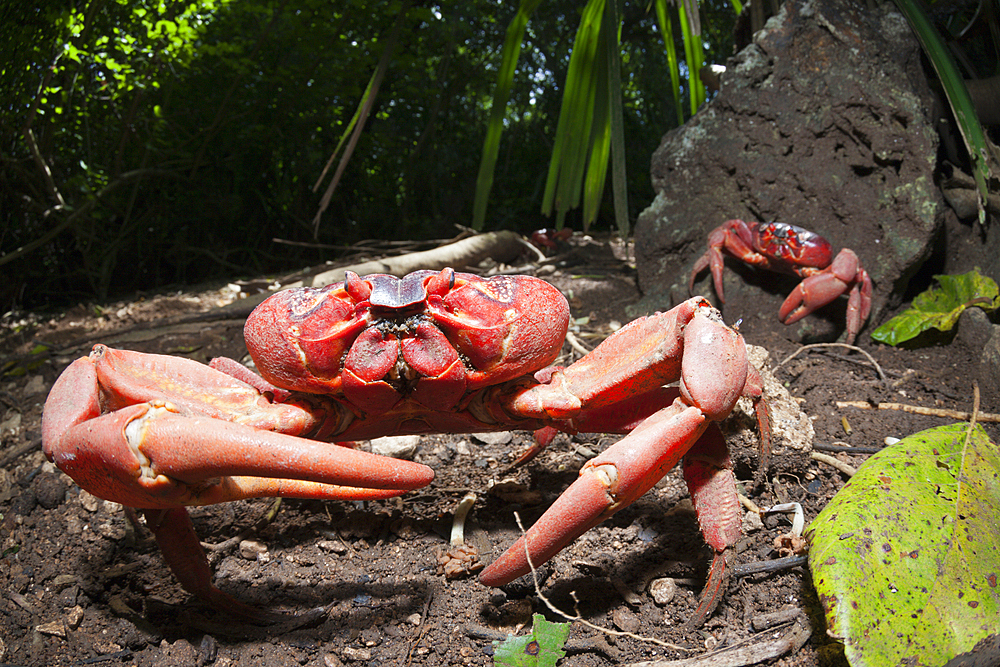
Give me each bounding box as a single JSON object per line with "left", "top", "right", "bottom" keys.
{"left": 124, "top": 403, "right": 178, "bottom": 481}
{"left": 585, "top": 463, "right": 620, "bottom": 495}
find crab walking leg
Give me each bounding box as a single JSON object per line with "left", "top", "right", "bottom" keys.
{"left": 480, "top": 401, "right": 709, "bottom": 586}
{"left": 777, "top": 249, "right": 872, "bottom": 344}
{"left": 141, "top": 508, "right": 295, "bottom": 623}
{"left": 681, "top": 426, "right": 741, "bottom": 626}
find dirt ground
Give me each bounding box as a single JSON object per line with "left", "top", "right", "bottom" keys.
{"left": 1, "top": 236, "right": 996, "bottom": 667}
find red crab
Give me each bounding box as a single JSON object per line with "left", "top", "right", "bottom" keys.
{"left": 42, "top": 268, "right": 770, "bottom": 623}
{"left": 689, "top": 220, "right": 873, "bottom": 343}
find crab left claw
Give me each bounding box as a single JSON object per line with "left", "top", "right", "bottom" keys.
{"left": 42, "top": 345, "right": 435, "bottom": 621}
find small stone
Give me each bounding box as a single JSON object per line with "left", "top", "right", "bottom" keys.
{"left": 649, "top": 577, "right": 677, "bottom": 605}
{"left": 0, "top": 409, "right": 21, "bottom": 434}
{"left": 317, "top": 540, "right": 348, "bottom": 554}
{"left": 612, "top": 607, "right": 640, "bottom": 633}
{"left": 240, "top": 539, "right": 268, "bottom": 560}
{"left": 341, "top": 646, "right": 371, "bottom": 662}
{"left": 370, "top": 435, "right": 421, "bottom": 460}
{"left": 405, "top": 613, "right": 422, "bottom": 626}
{"left": 66, "top": 605, "right": 85, "bottom": 629}
{"left": 323, "top": 654, "right": 345, "bottom": 667}
{"left": 742, "top": 511, "right": 765, "bottom": 533}
{"left": 79, "top": 490, "right": 101, "bottom": 513}
{"left": 24, "top": 375, "right": 47, "bottom": 396}
{"left": 472, "top": 431, "right": 513, "bottom": 446}
{"left": 35, "top": 621, "right": 66, "bottom": 638}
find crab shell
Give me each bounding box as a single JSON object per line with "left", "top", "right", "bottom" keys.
{"left": 244, "top": 269, "right": 570, "bottom": 415}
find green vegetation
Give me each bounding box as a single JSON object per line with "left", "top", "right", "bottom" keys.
{"left": 0, "top": 0, "right": 738, "bottom": 307}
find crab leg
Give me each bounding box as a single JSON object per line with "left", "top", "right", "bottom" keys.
{"left": 479, "top": 399, "right": 711, "bottom": 586}
{"left": 778, "top": 248, "right": 872, "bottom": 344}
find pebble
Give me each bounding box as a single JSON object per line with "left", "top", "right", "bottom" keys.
{"left": 649, "top": 577, "right": 677, "bottom": 605}
{"left": 239, "top": 539, "right": 269, "bottom": 561}
{"left": 370, "top": 435, "right": 421, "bottom": 460}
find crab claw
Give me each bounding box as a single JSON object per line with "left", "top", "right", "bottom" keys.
{"left": 42, "top": 347, "right": 435, "bottom": 510}
{"left": 481, "top": 300, "right": 755, "bottom": 592}
{"left": 778, "top": 249, "right": 872, "bottom": 343}
{"left": 479, "top": 401, "right": 709, "bottom": 586}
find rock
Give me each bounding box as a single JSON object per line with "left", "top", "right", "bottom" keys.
{"left": 634, "top": 0, "right": 942, "bottom": 344}
{"left": 649, "top": 577, "right": 678, "bottom": 605}
{"left": 239, "top": 539, "right": 269, "bottom": 561}
{"left": 370, "top": 435, "right": 421, "bottom": 460}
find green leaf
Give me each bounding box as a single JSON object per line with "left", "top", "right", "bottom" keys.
{"left": 493, "top": 614, "right": 571, "bottom": 667}
{"left": 471, "top": 0, "right": 542, "bottom": 231}
{"left": 807, "top": 423, "right": 1000, "bottom": 667}
{"left": 891, "top": 0, "right": 993, "bottom": 225}
{"left": 870, "top": 269, "right": 999, "bottom": 346}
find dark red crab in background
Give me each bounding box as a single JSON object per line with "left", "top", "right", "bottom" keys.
{"left": 42, "top": 268, "right": 770, "bottom": 624}
{"left": 689, "top": 220, "right": 872, "bottom": 343}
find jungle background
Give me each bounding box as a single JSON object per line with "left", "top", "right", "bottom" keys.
{"left": 0, "top": 0, "right": 739, "bottom": 309}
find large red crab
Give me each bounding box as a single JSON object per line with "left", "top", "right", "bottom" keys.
{"left": 689, "top": 220, "right": 873, "bottom": 344}
{"left": 42, "top": 268, "right": 770, "bottom": 623}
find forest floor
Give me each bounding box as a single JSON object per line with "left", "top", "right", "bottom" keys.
{"left": 1, "top": 234, "right": 996, "bottom": 667}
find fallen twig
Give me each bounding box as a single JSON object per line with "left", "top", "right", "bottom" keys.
{"left": 405, "top": 586, "right": 436, "bottom": 667}
{"left": 513, "top": 512, "right": 690, "bottom": 652}
{"left": 813, "top": 442, "right": 883, "bottom": 454}
{"left": 810, "top": 451, "right": 857, "bottom": 477}
{"left": 731, "top": 555, "right": 808, "bottom": 578}
{"left": 0, "top": 437, "right": 41, "bottom": 468}
{"left": 835, "top": 400, "right": 1000, "bottom": 423}
{"left": 201, "top": 498, "right": 283, "bottom": 552}
{"left": 625, "top": 610, "right": 811, "bottom": 667}
{"left": 778, "top": 343, "right": 887, "bottom": 384}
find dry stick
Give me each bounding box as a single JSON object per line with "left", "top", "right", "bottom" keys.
{"left": 405, "top": 586, "right": 436, "bottom": 667}
{"left": 810, "top": 451, "right": 858, "bottom": 477}
{"left": 564, "top": 330, "right": 592, "bottom": 357}
{"left": 965, "top": 382, "right": 981, "bottom": 443}
{"left": 624, "top": 612, "right": 811, "bottom": 667}
{"left": 835, "top": 400, "right": 1000, "bottom": 423}
{"left": 201, "top": 498, "right": 283, "bottom": 553}
{"left": 778, "top": 343, "right": 888, "bottom": 384}
{"left": 512, "top": 512, "right": 690, "bottom": 652}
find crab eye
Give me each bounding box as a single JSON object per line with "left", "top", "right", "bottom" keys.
{"left": 344, "top": 271, "right": 372, "bottom": 302}
{"left": 425, "top": 268, "right": 456, "bottom": 297}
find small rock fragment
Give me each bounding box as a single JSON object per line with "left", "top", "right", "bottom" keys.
{"left": 239, "top": 539, "right": 269, "bottom": 561}
{"left": 649, "top": 577, "right": 677, "bottom": 605}
{"left": 370, "top": 435, "right": 421, "bottom": 460}
{"left": 341, "top": 646, "right": 371, "bottom": 662}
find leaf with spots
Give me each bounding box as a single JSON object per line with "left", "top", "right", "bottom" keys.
{"left": 493, "top": 613, "right": 570, "bottom": 667}
{"left": 806, "top": 423, "right": 1000, "bottom": 666}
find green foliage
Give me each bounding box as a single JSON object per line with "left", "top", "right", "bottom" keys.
{"left": 0, "top": 0, "right": 734, "bottom": 308}
{"left": 891, "top": 0, "right": 994, "bottom": 225}
{"left": 493, "top": 614, "right": 571, "bottom": 667}
{"left": 871, "top": 270, "right": 1000, "bottom": 346}
{"left": 807, "top": 423, "right": 1000, "bottom": 666}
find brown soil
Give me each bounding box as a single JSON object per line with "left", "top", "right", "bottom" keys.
{"left": 1, "top": 236, "right": 996, "bottom": 667}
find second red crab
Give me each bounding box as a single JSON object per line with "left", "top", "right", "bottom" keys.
{"left": 42, "top": 268, "right": 770, "bottom": 622}
{"left": 690, "top": 220, "right": 873, "bottom": 343}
